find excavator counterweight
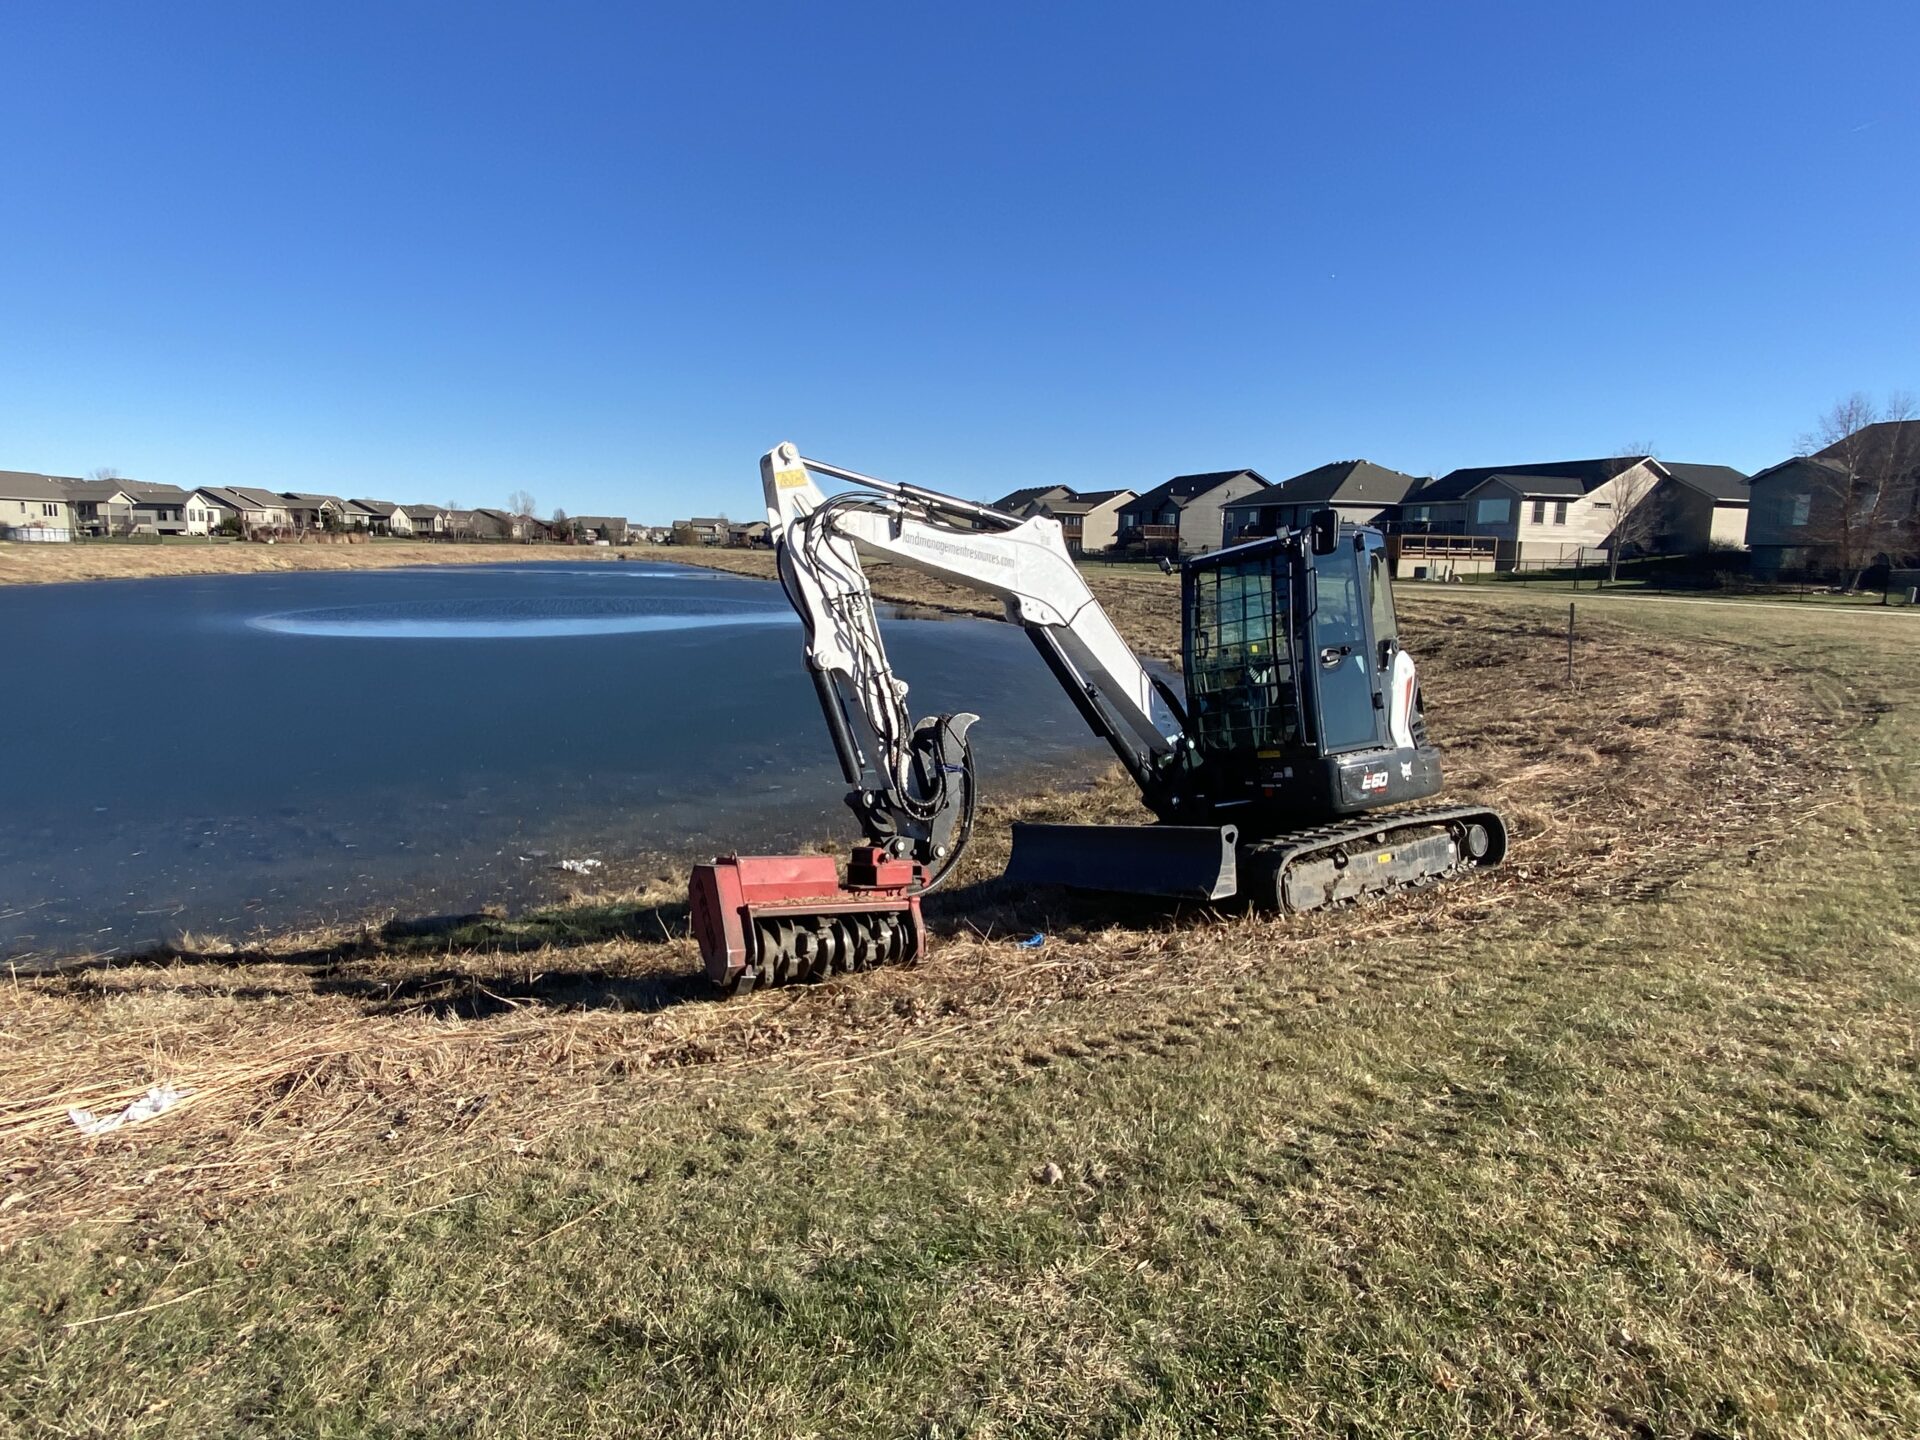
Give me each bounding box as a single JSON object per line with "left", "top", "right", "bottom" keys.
{"left": 688, "top": 442, "right": 1507, "bottom": 990}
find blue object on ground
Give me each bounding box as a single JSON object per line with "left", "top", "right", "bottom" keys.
{"left": 1019, "top": 933, "right": 1046, "bottom": 949}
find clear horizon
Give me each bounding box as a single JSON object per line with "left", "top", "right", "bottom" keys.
{"left": 2, "top": 2, "right": 1914, "bottom": 523}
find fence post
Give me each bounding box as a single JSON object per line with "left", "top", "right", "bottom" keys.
{"left": 1567, "top": 602, "right": 1576, "bottom": 687}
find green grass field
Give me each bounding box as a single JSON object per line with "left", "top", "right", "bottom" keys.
{"left": 4, "top": 587, "right": 1917, "bottom": 1437}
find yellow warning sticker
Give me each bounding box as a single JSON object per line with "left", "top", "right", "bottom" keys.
{"left": 774, "top": 467, "right": 810, "bottom": 490}
{"left": 1377, "top": 853, "right": 1393, "bottom": 863}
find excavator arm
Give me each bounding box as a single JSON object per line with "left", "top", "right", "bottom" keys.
{"left": 760, "top": 441, "right": 1189, "bottom": 885}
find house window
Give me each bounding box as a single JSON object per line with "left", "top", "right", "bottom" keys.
{"left": 1474, "top": 497, "right": 1511, "bottom": 525}
{"left": 1553, "top": 501, "right": 1568, "bottom": 525}
{"left": 1530, "top": 499, "right": 1546, "bottom": 524}
{"left": 43, "top": 503, "right": 59, "bottom": 517}
{"left": 1789, "top": 493, "right": 1811, "bottom": 527}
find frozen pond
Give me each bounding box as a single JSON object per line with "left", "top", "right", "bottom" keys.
{"left": 0, "top": 561, "right": 1102, "bottom": 962}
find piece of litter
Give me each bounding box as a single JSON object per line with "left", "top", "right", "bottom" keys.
{"left": 1018, "top": 933, "right": 1046, "bottom": 949}
{"left": 69, "top": 1084, "right": 191, "bottom": 1137}
{"left": 554, "top": 858, "right": 603, "bottom": 874}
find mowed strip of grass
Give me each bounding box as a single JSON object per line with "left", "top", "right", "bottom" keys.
{"left": 5, "top": 596, "right": 1919, "bottom": 1438}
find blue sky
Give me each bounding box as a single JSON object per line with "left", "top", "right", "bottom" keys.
{"left": 1, "top": 2, "right": 1914, "bottom": 519}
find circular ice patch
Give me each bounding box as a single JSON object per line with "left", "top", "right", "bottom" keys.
{"left": 249, "top": 596, "right": 794, "bottom": 639}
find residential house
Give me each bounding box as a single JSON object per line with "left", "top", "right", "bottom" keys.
{"left": 673, "top": 517, "right": 729, "bottom": 545}
{"left": 1220, "top": 461, "right": 1425, "bottom": 543}
{"left": 404, "top": 505, "right": 451, "bottom": 536}
{"left": 184, "top": 489, "right": 239, "bottom": 535}
{"left": 202, "top": 487, "right": 293, "bottom": 534}
{"left": 473, "top": 507, "right": 545, "bottom": 540}
{"left": 1636, "top": 464, "right": 1750, "bottom": 554}
{"left": 350, "top": 500, "right": 413, "bottom": 536}
{"left": 123, "top": 484, "right": 194, "bottom": 535}
{"left": 279, "top": 493, "right": 347, "bottom": 531}
{"left": 1398, "top": 457, "right": 1670, "bottom": 570}
{"left": 1747, "top": 421, "right": 1920, "bottom": 579}
{"left": 1115, "top": 470, "right": 1270, "bottom": 556}
{"left": 573, "top": 516, "right": 630, "bottom": 545}
{"left": 991, "top": 484, "right": 1074, "bottom": 515}
{"left": 0, "top": 471, "right": 74, "bottom": 540}
{"left": 727, "top": 519, "right": 770, "bottom": 547}
{"left": 451, "top": 509, "right": 510, "bottom": 539}
{"left": 59, "top": 479, "right": 138, "bottom": 535}
{"left": 1034, "top": 489, "right": 1135, "bottom": 554}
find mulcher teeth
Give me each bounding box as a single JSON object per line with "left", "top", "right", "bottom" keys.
{"left": 748, "top": 911, "right": 917, "bottom": 988}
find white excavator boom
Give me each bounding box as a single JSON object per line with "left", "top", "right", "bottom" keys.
{"left": 761, "top": 443, "right": 1182, "bottom": 817}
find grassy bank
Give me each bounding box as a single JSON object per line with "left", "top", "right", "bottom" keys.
{"left": 3, "top": 562, "right": 1917, "bottom": 1436}
{"left": 0, "top": 539, "right": 627, "bottom": 587}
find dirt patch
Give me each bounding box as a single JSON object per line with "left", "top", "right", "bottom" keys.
{"left": 0, "top": 571, "right": 1849, "bottom": 1242}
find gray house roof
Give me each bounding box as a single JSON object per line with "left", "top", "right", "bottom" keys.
{"left": 992, "top": 484, "right": 1072, "bottom": 512}
{"left": 281, "top": 492, "right": 345, "bottom": 509}
{"left": 209, "top": 487, "right": 289, "bottom": 512}
{"left": 1038, "top": 489, "right": 1133, "bottom": 516}
{"left": 1659, "top": 462, "right": 1749, "bottom": 503}
{"left": 1222, "top": 460, "right": 1423, "bottom": 513}
{"left": 0, "top": 470, "right": 73, "bottom": 503}
{"left": 1816, "top": 419, "right": 1920, "bottom": 474}
{"left": 1476, "top": 473, "right": 1590, "bottom": 499}
{"left": 58, "top": 478, "right": 136, "bottom": 504}
{"left": 1118, "top": 470, "right": 1269, "bottom": 518}
{"left": 124, "top": 484, "right": 191, "bottom": 505}
{"left": 403, "top": 504, "right": 448, "bottom": 520}
{"left": 1418, "top": 457, "right": 1646, "bottom": 503}
{"left": 351, "top": 499, "right": 404, "bottom": 518}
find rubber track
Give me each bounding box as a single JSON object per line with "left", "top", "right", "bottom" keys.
{"left": 1245, "top": 803, "right": 1509, "bottom": 911}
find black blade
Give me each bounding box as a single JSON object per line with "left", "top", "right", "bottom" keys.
{"left": 1005, "top": 822, "right": 1240, "bottom": 901}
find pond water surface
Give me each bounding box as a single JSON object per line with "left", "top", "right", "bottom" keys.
{"left": 0, "top": 562, "right": 1101, "bottom": 962}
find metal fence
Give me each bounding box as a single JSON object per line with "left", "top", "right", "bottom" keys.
{"left": 1461, "top": 557, "right": 1918, "bottom": 603}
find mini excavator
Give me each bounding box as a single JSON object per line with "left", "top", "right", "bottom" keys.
{"left": 689, "top": 443, "right": 1506, "bottom": 992}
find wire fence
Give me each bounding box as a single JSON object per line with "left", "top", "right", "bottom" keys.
{"left": 1456, "top": 558, "right": 1919, "bottom": 605}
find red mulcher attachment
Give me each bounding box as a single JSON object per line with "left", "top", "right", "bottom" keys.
{"left": 689, "top": 847, "right": 928, "bottom": 993}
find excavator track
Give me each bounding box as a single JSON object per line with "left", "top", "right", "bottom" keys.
{"left": 1241, "top": 804, "right": 1508, "bottom": 913}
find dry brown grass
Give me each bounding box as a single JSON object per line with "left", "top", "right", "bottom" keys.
{"left": 0, "top": 561, "right": 1847, "bottom": 1245}
{"left": 0, "top": 538, "right": 628, "bottom": 587}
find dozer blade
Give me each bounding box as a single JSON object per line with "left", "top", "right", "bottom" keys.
{"left": 1005, "top": 822, "right": 1240, "bottom": 901}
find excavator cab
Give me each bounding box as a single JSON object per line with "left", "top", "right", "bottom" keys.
{"left": 1180, "top": 517, "right": 1444, "bottom": 822}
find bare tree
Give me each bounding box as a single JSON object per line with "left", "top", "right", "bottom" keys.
{"left": 1797, "top": 393, "right": 1919, "bottom": 588}
{"left": 507, "top": 490, "right": 537, "bottom": 520}
{"left": 550, "top": 507, "right": 568, "bottom": 524}
{"left": 88, "top": 466, "right": 121, "bottom": 483}
{"left": 1603, "top": 446, "right": 1664, "bottom": 583}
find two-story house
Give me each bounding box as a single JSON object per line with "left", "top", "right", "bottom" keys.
{"left": 1219, "top": 460, "right": 1425, "bottom": 543}
{"left": 0, "top": 471, "right": 74, "bottom": 540}
{"left": 1746, "top": 421, "right": 1919, "bottom": 580}
{"left": 59, "top": 479, "right": 137, "bottom": 535}
{"left": 1034, "top": 490, "right": 1134, "bottom": 554}
{"left": 1115, "top": 469, "right": 1270, "bottom": 557}
{"left": 280, "top": 493, "right": 347, "bottom": 531}
{"left": 200, "top": 487, "right": 293, "bottom": 533}
{"left": 1397, "top": 457, "right": 1677, "bottom": 569}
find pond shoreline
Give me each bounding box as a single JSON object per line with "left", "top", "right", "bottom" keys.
{"left": 0, "top": 539, "right": 635, "bottom": 587}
